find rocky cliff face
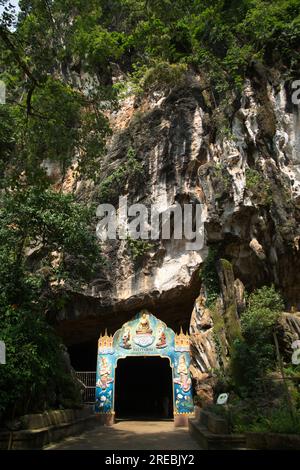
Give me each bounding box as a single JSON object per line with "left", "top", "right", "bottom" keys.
{"left": 54, "top": 66, "right": 300, "bottom": 378}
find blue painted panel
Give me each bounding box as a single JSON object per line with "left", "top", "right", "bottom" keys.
{"left": 95, "top": 311, "right": 193, "bottom": 417}
{"left": 113, "top": 312, "right": 175, "bottom": 355}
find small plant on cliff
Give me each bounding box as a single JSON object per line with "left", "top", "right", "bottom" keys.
{"left": 245, "top": 168, "right": 272, "bottom": 206}
{"left": 212, "top": 163, "right": 232, "bottom": 201}
{"left": 127, "top": 237, "right": 154, "bottom": 261}
{"left": 199, "top": 246, "right": 220, "bottom": 307}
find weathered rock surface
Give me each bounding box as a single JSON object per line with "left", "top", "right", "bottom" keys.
{"left": 277, "top": 311, "right": 300, "bottom": 361}
{"left": 53, "top": 70, "right": 300, "bottom": 360}
{"left": 189, "top": 260, "right": 242, "bottom": 404}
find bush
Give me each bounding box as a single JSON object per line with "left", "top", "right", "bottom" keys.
{"left": 250, "top": 408, "right": 300, "bottom": 434}
{"left": 0, "top": 188, "right": 100, "bottom": 421}
{"left": 142, "top": 61, "right": 188, "bottom": 93}
{"left": 231, "top": 286, "right": 284, "bottom": 392}
{"left": 127, "top": 237, "right": 153, "bottom": 261}
{"left": 246, "top": 285, "right": 284, "bottom": 313}
{"left": 0, "top": 308, "right": 81, "bottom": 422}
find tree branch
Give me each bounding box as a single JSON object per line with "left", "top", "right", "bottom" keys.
{"left": 0, "top": 25, "right": 38, "bottom": 85}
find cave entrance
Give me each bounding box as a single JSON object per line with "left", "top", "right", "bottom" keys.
{"left": 114, "top": 356, "right": 173, "bottom": 420}
{"left": 95, "top": 311, "right": 194, "bottom": 426}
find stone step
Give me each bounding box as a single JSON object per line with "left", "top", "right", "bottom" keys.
{"left": 189, "top": 418, "right": 246, "bottom": 450}
{"left": 0, "top": 410, "right": 97, "bottom": 450}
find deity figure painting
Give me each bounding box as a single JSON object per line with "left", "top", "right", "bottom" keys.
{"left": 120, "top": 328, "right": 132, "bottom": 349}
{"left": 96, "top": 357, "right": 114, "bottom": 390}
{"left": 173, "top": 354, "right": 191, "bottom": 392}
{"left": 156, "top": 323, "right": 167, "bottom": 349}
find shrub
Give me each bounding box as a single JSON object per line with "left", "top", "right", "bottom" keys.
{"left": 246, "top": 285, "right": 284, "bottom": 312}
{"left": 127, "top": 237, "right": 153, "bottom": 261}
{"left": 250, "top": 408, "right": 300, "bottom": 434}
{"left": 231, "top": 286, "right": 284, "bottom": 393}
{"left": 141, "top": 61, "right": 188, "bottom": 93}
{"left": 0, "top": 308, "right": 81, "bottom": 422}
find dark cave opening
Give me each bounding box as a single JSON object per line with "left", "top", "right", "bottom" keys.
{"left": 114, "top": 356, "right": 174, "bottom": 420}
{"left": 68, "top": 340, "right": 98, "bottom": 371}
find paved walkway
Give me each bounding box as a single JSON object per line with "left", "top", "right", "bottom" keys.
{"left": 45, "top": 420, "right": 201, "bottom": 450}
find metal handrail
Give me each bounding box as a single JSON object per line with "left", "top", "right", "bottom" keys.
{"left": 74, "top": 371, "right": 96, "bottom": 404}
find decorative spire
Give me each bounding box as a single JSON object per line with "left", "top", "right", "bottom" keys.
{"left": 175, "top": 327, "right": 190, "bottom": 350}
{"left": 98, "top": 330, "right": 113, "bottom": 350}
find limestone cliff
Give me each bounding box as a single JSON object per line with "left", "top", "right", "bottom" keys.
{"left": 53, "top": 67, "right": 300, "bottom": 379}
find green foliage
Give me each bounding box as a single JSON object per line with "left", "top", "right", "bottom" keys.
{"left": 0, "top": 186, "right": 101, "bottom": 420}
{"left": 0, "top": 0, "right": 116, "bottom": 186}
{"left": 245, "top": 168, "right": 272, "bottom": 206}
{"left": 0, "top": 77, "right": 112, "bottom": 185}
{"left": 72, "top": 25, "right": 125, "bottom": 69}
{"left": 199, "top": 246, "right": 220, "bottom": 307}
{"left": 231, "top": 286, "right": 284, "bottom": 392}
{"left": 127, "top": 237, "right": 153, "bottom": 261}
{"left": 109, "top": 0, "right": 300, "bottom": 97}
{"left": 2, "top": 0, "right": 300, "bottom": 110}
{"left": 284, "top": 364, "right": 300, "bottom": 379}
{"left": 249, "top": 408, "right": 300, "bottom": 434}
{"left": 0, "top": 188, "right": 101, "bottom": 288}
{"left": 0, "top": 0, "right": 121, "bottom": 421}
{"left": 0, "top": 308, "right": 81, "bottom": 420}
{"left": 114, "top": 60, "right": 188, "bottom": 98}
{"left": 212, "top": 163, "right": 232, "bottom": 201}
{"left": 137, "top": 61, "right": 188, "bottom": 94}
{"left": 246, "top": 168, "right": 263, "bottom": 190}
{"left": 207, "top": 390, "right": 300, "bottom": 435}
{"left": 245, "top": 285, "right": 284, "bottom": 317}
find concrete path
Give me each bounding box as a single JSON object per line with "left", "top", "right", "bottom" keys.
{"left": 45, "top": 420, "right": 201, "bottom": 450}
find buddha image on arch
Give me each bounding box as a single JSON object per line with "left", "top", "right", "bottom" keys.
{"left": 132, "top": 312, "right": 155, "bottom": 347}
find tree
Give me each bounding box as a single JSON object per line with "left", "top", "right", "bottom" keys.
{"left": 0, "top": 0, "right": 115, "bottom": 420}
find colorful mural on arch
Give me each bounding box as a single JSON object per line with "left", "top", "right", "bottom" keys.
{"left": 95, "top": 311, "right": 194, "bottom": 424}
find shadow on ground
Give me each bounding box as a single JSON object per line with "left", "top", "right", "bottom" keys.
{"left": 44, "top": 421, "right": 201, "bottom": 450}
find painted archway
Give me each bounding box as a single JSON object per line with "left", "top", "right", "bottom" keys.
{"left": 95, "top": 310, "right": 194, "bottom": 426}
